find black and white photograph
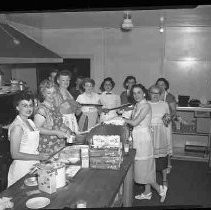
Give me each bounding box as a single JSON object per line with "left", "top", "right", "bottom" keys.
{"left": 0, "top": 1, "right": 211, "bottom": 209}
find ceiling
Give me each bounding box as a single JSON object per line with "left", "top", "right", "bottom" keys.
{"left": 2, "top": 5, "right": 211, "bottom": 29}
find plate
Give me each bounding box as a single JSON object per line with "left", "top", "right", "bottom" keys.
{"left": 24, "top": 177, "right": 38, "bottom": 187}
{"left": 26, "top": 197, "right": 50, "bottom": 209}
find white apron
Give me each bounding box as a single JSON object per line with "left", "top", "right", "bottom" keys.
{"left": 7, "top": 117, "right": 40, "bottom": 187}
{"left": 63, "top": 113, "right": 79, "bottom": 134}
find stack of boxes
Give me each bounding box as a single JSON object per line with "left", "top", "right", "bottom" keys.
{"left": 89, "top": 135, "right": 123, "bottom": 170}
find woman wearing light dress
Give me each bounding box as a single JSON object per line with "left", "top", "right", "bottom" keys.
{"left": 99, "top": 77, "right": 121, "bottom": 122}
{"left": 148, "top": 85, "right": 171, "bottom": 188}
{"left": 156, "top": 78, "right": 176, "bottom": 173}
{"left": 76, "top": 78, "right": 100, "bottom": 130}
{"left": 7, "top": 91, "right": 50, "bottom": 187}
{"left": 123, "top": 84, "right": 167, "bottom": 202}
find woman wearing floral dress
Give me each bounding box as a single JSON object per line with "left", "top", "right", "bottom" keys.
{"left": 34, "top": 80, "right": 72, "bottom": 154}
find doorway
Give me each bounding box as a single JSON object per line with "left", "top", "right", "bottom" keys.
{"left": 36, "top": 58, "right": 91, "bottom": 88}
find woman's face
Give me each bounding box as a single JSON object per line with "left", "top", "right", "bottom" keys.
{"left": 16, "top": 99, "right": 34, "bottom": 118}
{"left": 49, "top": 72, "right": 57, "bottom": 82}
{"left": 157, "top": 81, "right": 166, "bottom": 92}
{"left": 43, "top": 87, "right": 56, "bottom": 103}
{"left": 104, "top": 81, "right": 113, "bottom": 92}
{"left": 57, "top": 75, "right": 70, "bottom": 89}
{"left": 133, "top": 87, "right": 144, "bottom": 102}
{"left": 84, "top": 82, "right": 94, "bottom": 94}
{"left": 126, "top": 79, "right": 136, "bottom": 90}
{"left": 150, "top": 88, "right": 161, "bottom": 102}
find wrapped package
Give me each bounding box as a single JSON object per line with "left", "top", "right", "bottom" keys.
{"left": 90, "top": 156, "right": 122, "bottom": 165}
{"left": 91, "top": 135, "right": 121, "bottom": 149}
{"left": 37, "top": 164, "right": 57, "bottom": 194}
{"left": 89, "top": 148, "right": 122, "bottom": 157}
{"left": 90, "top": 162, "right": 121, "bottom": 170}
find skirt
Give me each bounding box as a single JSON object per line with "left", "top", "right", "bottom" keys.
{"left": 132, "top": 127, "right": 156, "bottom": 184}
{"left": 151, "top": 124, "right": 172, "bottom": 158}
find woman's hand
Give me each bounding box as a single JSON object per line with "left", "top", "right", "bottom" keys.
{"left": 39, "top": 153, "right": 50, "bottom": 161}
{"left": 55, "top": 130, "right": 68, "bottom": 138}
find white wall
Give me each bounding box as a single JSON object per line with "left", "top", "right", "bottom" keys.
{"left": 40, "top": 26, "right": 211, "bottom": 100}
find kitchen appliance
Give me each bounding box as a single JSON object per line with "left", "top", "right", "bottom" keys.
{"left": 178, "top": 95, "right": 190, "bottom": 107}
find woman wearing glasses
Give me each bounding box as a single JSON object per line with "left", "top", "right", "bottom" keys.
{"left": 148, "top": 85, "right": 171, "bottom": 188}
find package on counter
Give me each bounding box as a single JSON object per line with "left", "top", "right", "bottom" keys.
{"left": 80, "top": 145, "right": 89, "bottom": 157}
{"left": 58, "top": 145, "right": 81, "bottom": 165}
{"left": 91, "top": 135, "right": 121, "bottom": 149}
{"left": 90, "top": 156, "right": 122, "bottom": 165}
{"left": 90, "top": 162, "right": 121, "bottom": 170}
{"left": 37, "top": 164, "right": 57, "bottom": 194}
{"left": 89, "top": 148, "right": 122, "bottom": 157}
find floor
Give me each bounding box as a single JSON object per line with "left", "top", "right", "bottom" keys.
{"left": 133, "top": 159, "right": 211, "bottom": 208}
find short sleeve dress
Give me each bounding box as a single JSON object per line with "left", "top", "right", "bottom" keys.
{"left": 35, "top": 102, "right": 69, "bottom": 154}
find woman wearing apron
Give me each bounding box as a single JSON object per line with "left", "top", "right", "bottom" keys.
{"left": 99, "top": 77, "right": 121, "bottom": 122}
{"left": 55, "top": 70, "right": 80, "bottom": 134}
{"left": 156, "top": 78, "right": 176, "bottom": 173}
{"left": 123, "top": 84, "right": 167, "bottom": 202}
{"left": 8, "top": 91, "right": 49, "bottom": 187}
{"left": 76, "top": 78, "right": 100, "bottom": 130}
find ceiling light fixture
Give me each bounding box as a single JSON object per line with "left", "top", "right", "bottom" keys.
{"left": 121, "top": 11, "right": 134, "bottom": 31}
{"left": 159, "top": 16, "right": 165, "bottom": 33}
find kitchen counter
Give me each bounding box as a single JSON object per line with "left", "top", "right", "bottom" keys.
{"left": 0, "top": 149, "right": 136, "bottom": 209}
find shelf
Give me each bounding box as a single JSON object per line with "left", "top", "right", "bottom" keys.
{"left": 173, "top": 132, "right": 210, "bottom": 136}
{"left": 172, "top": 147, "right": 209, "bottom": 162}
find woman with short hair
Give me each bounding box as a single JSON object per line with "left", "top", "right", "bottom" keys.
{"left": 76, "top": 78, "right": 100, "bottom": 130}
{"left": 148, "top": 85, "right": 171, "bottom": 187}
{"left": 34, "top": 80, "right": 72, "bottom": 154}
{"left": 7, "top": 91, "right": 50, "bottom": 187}
{"left": 99, "top": 77, "right": 121, "bottom": 122}
{"left": 123, "top": 84, "right": 167, "bottom": 202}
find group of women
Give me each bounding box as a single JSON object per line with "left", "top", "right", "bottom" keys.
{"left": 7, "top": 70, "right": 176, "bottom": 204}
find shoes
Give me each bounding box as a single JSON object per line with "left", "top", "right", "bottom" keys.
{"left": 135, "top": 192, "right": 152, "bottom": 200}
{"left": 159, "top": 185, "right": 168, "bottom": 203}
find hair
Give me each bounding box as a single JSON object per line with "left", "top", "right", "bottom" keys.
{"left": 148, "top": 84, "right": 162, "bottom": 100}
{"left": 38, "top": 79, "right": 57, "bottom": 102}
{"left": 100, "top": 77, "right": 115, "bottom": 92}
{"left": 49, "top": 68, "right": 59, "bottom": 75}
{"left": 81, "top": 78, "right": 95, "bottom": 88}
{"left": 123, "top": 76, "right": 136, "bottom": 89}
{"left": 55, "top": 70, "right": 72, "bottom": 86}
{"left": 155, "top": 77, "right": 169, "bottom": 90}
{"left": 13, "top": 90, "right": 34, "bottom": 108}
{"left": 130, "top": 83, "right": 148, "bottom": 102}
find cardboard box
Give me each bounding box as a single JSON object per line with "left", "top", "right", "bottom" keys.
{"left": 90, "top": 162, "right": 121, "bottom": 170}
{"left": 89, "top": 148, "right": 122, "bottom": 157}
{"left": 92, "top": 135, "right": 121, "bottom": 148}
{"left": 37, "top": 165, "right": 57, "bottom": 194}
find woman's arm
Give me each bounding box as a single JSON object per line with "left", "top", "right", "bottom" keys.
{"left": 34, "top": 114, "right": 67, "bottom": 138}
{"left": 124, "top": 103, "right": 150, "bottom": 127}
{"left": 10, "top": 125, "right": 49, "bottom": 161}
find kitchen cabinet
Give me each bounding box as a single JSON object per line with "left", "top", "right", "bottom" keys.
{"left": 172, "top": 106, "right": 211, "bottom": 170}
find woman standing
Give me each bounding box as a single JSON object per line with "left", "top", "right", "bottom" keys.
{"left": 99, "top": 77, "right": 121, "bottom": 122}
{"left": 76, "top": 78, "right": 100, "bottom": 130}
{"left": 55, "top": 70, "right": 80, "bottom": 134}
{"left": 156, "top": 78, "right": 176, "bottom": 173}
{"left": 148, "top": 85, "right": 171, "bottom": 187}
{"left": 34, "top": 80, "right": 72, "bottom": 154}
{"left": 8, "top": 91, "right": 49, "bottom": 187}
{"left": 123, "top": 84, "right": 167, "bottom": 202}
